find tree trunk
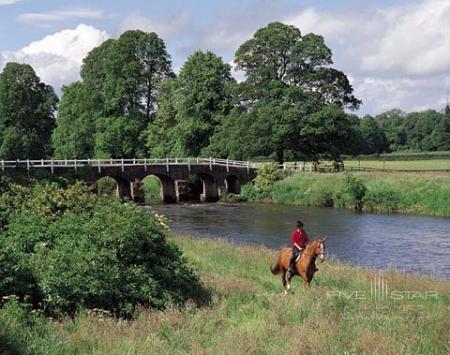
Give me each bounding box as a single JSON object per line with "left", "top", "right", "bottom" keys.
{"left": 276, "top": 146, "right": 284, "bottom": 164}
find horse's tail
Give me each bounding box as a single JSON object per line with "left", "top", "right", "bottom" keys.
{"left": 270, "top": 262, "right": 281, "bottom": 275}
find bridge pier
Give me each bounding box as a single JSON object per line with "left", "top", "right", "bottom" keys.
{"left": 159, "top": 176, "right": 177, "bottom": 203}
{"left": 199, "top": 175, "right": 219, "bottom": 202}
{"left": 116, "top": 178, "right": 132, "bottom": 200}
{"left": 130, "top": 178, "right": 145, "bottom": 203}
{"left": 175, "top": 180, "right": 189, "bottom": 202}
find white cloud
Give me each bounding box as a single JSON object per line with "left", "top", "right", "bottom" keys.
{"left": 118, "top": 11, "right": 193, "bottom": 41}
{"left": 17, "top": 8, "right": 108, "bottom": 28}
{"left": 0, "top": 0, "right": 22, "bottom": 5}
{"left": 0, "top": 24, "right": 110, "bottom": 89}
{"left": 285, "top": 0, "right": 450, "bottom": 114}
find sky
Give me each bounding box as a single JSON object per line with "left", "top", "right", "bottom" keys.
{"left": 0, "top": 0, "right": 449, "bottom": 115}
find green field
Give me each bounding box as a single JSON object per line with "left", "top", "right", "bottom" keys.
{"left": 343, "top": 159, "right": 450, "bottom": 171}
{"left": 3, "top": 237, "right": 449, "bottom": 354}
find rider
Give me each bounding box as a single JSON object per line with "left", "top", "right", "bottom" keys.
{"left": 288, "top": 220, "right": 309, "bottom": 275}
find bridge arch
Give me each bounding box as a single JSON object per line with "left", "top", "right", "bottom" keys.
{"left": 224, "top": 175, "right": 241, "bottom": 194}
{"left": 140, "top": 174, "right": 177, "bottom": 203}
{"left": 95, "top": 175, "right": 132, "bottom": 200}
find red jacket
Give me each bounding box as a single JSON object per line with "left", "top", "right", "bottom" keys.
{"left": 291, "top": 228, "right": 308, "bottom": 249}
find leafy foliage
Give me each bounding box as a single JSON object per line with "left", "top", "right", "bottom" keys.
{"left": 209, "top": 22, "right": 361, "bottom": 163}
{"left": 343, "top": 173, "right": 367, "bottom": 209}
{"left": 0, "top": 180, "right": 207, "bottom": 317}
{"left": 253, "top": 163, "right": 282, "bottom": 195}
{"left": 52, "top": 30, "right": 173, "bottom": 159}
{"left": 148, "top": 50, "right": 234, "bottom": 157}
{"left": 0, "top": 63, "right": 58, "bottom": 159}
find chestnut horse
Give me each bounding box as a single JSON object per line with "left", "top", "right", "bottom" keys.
{"left": 270, "top": 239, "right": 326, "bottom": 294}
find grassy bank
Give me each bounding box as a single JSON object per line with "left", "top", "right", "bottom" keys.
{"left": 2, "top": 236, "right": 449, "bottom": 354}
{"left": 263, "top": 172, "right": 450, "bottom": 217}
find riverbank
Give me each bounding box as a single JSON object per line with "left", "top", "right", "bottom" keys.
{"left": 2, "top": 236, "right": 449, "bottom": 354}
{"left": 251, "top": 172, "right": 450, "bottom": 217}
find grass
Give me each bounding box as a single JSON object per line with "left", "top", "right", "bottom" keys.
{"left": 2, "top": 236, "right": 449, "bottom": 354}
{"left": 270, "top": 172, "right": 450, "bottom": 217}
{"left": 343, "top": 159, "right": 450, "bottom": 171}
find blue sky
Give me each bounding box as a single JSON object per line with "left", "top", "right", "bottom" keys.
{"left": 0, "top": 0, "right": 449, "bottom": 115}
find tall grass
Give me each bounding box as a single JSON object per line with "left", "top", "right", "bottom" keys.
{"left": 2, "top": 236, "right": 449, "bottom": 354}
{"left": 269, "top": 172, "right": 450, "bottom": 217}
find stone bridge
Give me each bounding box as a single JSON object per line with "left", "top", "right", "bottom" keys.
{"left": 1, "top": 158, "right": 258, "bottom": 203}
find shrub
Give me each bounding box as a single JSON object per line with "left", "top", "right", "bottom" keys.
{"left": 0, "top": 181, "right": 208, "bottom": 318}
{"left": 253, "top": 163, "right": 282, "bottom": 197}
{"left": 240, "top": 183, "right": 258, "bottom": 202}
{"left": 343, "top": 173, "right": 367, "bottom": 209}
{"left": 363, "top": 187, "right": 401, "bottom": 212}
{"left": 220, "top": 192, "right": 247, "bottom": 202}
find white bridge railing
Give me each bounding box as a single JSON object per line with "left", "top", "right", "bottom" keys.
{"left": 0, "top": 158, "right": 318, "bottom": 173}
{"left": 0, "top": 158, "right": 258, "bottom": 173}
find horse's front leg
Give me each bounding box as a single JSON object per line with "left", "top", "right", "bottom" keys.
{"left": 281, "top": 270, "right": 288, "bottom": 295}
{"left": 286, "top": 272, "right": 294, "bottom": 293}
{"left": 303, "top": 279, "right": 310, "bottom": 288}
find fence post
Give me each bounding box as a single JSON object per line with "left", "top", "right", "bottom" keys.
{"left": 27, "top": 159, "right": 30, "bottom": 171}
{"left": 209, "top": 157, "right": 212, "bottom": 171}
{"left": 74, "top": 158, "right": 77, "bottom": 171}
{"left": 247, "top": 161, "right": 250, "bottom": 174}
{"left": 98, "top": 159, "right": 101, "bottom": 174}
{"left": 188, "top": 157, "right": 191, "bottom": 172}
{"left": 51, "top": 160, "right": 54, "bottom": 174}
{"left": 226, "top": 158, "right": 229, "bottom": 172}
{"left": 121, "top": 158, "right": 124, "bottom": 172}
{"left": 1, "top": 160, "right": 4, "bottom": 171}
{"left": 144, "top": 158, "right": 147, "bottom": 171}
{"left": 166, "top": 157, "right": 169, "bottom": 172}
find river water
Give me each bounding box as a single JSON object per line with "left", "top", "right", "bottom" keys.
{"left": 144, "top": 203, "right": 450, "bottom": 280}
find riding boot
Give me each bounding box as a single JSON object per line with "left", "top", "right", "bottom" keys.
{"left": 287, "top": 258, "right": 296, "bottom": 276}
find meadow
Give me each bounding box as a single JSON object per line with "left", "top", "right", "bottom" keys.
{"left": 342, "top": 159, "right": 450, "bottom": 171}
{"left": 2, "top": 236, "right": 449, "bottom": 354}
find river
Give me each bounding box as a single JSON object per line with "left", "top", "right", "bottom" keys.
{"left": 144, "top": 203, "right": 450, "bottom": 279}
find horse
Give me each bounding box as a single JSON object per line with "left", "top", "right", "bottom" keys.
{"left": 270, "top": 238, "right": 326, "bottom": 294}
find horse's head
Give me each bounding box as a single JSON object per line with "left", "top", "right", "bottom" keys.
{"left": 314, "top": 238, "right": 326, "bottom": 262}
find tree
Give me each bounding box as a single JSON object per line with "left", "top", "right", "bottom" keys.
{"left": 0, "top": 63, "right": 58, "bottom": 159}
{"left": 358, "top": 115, "right": 388, "bottom": 154}
{"left": 208, "top": 22, "right": 361, "bottom": 162}
{"left": 53, "top": 30, "right": 173, "bottom": 159}
{"left": 147, "top": 50, "right": 234, "bottom": 157}
{"left": 376, "top": 109, "right": 407, "bottom": 151}
{"left": 52, "top": 82, "right": 96, "bottom": 158}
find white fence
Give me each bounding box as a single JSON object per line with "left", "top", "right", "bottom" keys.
{"left": 0, "top": 158, "right": 320, "bottom": 173}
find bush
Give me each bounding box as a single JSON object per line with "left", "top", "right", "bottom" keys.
{"left": 0, "top": 181, "right": 208, "bottom": 318}
{"left": 253, "top": 163, "right": 282, "bottom": 198}
{"left": 343, "top": 173, "right": 367, "bottom": 209}
{"left": 220, "top": 192, "right": 247, "bottom": 202}
{"left": 364, "top": 186, "right": 401, "bottom": 212}
{"left": 240, "top": 183, "right": 258, "bottom": 202}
